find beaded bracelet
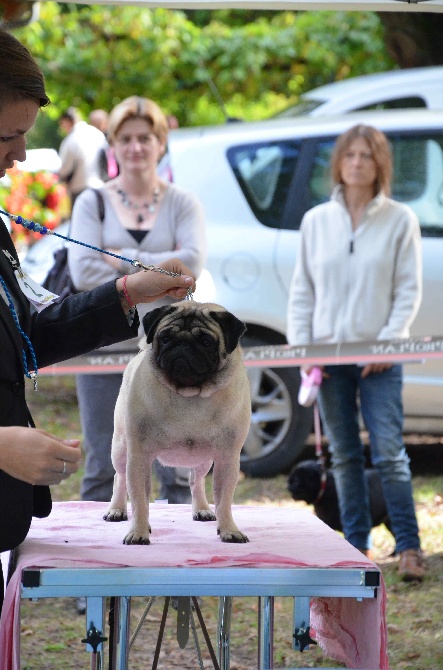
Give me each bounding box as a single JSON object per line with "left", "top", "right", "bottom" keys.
{"left": 122, "top": 274, "right": 135, "bottom": 308}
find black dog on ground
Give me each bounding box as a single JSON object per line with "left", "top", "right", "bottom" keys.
{"left": 287, "top": 459, "right": 393, "bottom": 536}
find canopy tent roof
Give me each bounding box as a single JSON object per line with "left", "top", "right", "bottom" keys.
{"left": 45, "top": 1, "right": 443, "bottom": 13}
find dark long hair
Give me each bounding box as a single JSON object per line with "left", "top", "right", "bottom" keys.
{"left": 0, "top": 28, "right": 50, "bottom": 111}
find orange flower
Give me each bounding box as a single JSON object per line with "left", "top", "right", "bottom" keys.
{"left": 0, "top": 165, "right": 68, "bottom": 246}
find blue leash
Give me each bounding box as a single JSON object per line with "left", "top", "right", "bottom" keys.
{"left": 0, "top": 209, "right": 182, "bottom": 276}
{"left": 0, "top": 207, "right": 190, "bottom": 390}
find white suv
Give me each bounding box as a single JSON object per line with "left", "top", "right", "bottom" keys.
{"left": 166, "top": 109, "right": 443, "bottom": 476}
{"left": 274, "top": 66, "right": 443, "bottom": 117}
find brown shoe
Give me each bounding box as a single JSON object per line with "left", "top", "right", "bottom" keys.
{"left": 398, "top": 549, "right": 425, "bottom": 582}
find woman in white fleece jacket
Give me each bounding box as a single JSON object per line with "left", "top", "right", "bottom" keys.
{"left": 287, "top": 124, "right": 425, "bottom": 581}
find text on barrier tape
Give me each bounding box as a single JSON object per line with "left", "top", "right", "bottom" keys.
{"left": 37, "top": 335, "right": 443, "bottom": 376}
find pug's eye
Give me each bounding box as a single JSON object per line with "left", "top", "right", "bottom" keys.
{"left": 200, "top": 333, "right": 216, "bottom": 348}
{"left": 159, "top": 331, "right": 172, "bottom": 345}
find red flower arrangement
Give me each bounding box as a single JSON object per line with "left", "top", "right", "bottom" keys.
{"left": 0, "top": 164, "right": 70, "bottom": 250}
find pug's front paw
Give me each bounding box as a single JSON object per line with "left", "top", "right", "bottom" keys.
{"left": 103, "top": 508, "right": 127, "bottom": 522}
{"left": 123, "top": 531, "right": 151, "bottom": 545}
{"left": 193, "top": 509, "right": 216, "bottom": 522}
{"left": 219, "top": 529, "right": 249, "bottom": 543}
{"left": 123, "top": 524, "right": 152, "bottom": 545}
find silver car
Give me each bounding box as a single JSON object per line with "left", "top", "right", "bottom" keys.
{"left": 165, "top": 108, "right": 443, "bottom": 475}
{"left": 274, "top": 65, "right": 443, "bottom": 117}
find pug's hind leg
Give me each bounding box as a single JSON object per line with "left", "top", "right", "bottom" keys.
{"left": 191, "top": 460, "right": 216, "bottom": 522}
{"left": 213, "top": 458, "right": 249, "bottom": 543}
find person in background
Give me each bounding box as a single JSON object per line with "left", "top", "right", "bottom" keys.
{"left": 89, "top": 108, "right": 109, "bottom": 135}
{"left": 68, "top": 96, "right": 206, "bottom": 509}
{"left": 0, "top": 26, "right": 196, "bottom": 613}
{"left": 166, "top": 114, "right": 179, "bottom": 130}
{"left": 58, "top": 106, "right": 108, "bottom": 206}
{"left": 89, "top": 108, "right": 119, "bottom": 181}
{"left": 287, "top": 124, "right": 425, "bottom": 581}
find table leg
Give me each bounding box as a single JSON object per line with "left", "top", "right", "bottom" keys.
{"left": 217, "top": 596, "right": 232, "bottom": 670}
{"left": 89, "top": 650, "right": 103, "bottom": 670}
{"left": 258, "top": 596, "right": 274, "bottom": 670}
{"left": 81, "top": 598, "right": 106, "bottom": 670}
{"left": 116, "top": 596, "right": 131, "bottom": 670}
{"left": 292, "top": 596, "right": 311, "bottom": 651}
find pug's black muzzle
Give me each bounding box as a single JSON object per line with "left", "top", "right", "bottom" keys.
{"left": 156, "top": 337, "right": 220, "bottom": 387}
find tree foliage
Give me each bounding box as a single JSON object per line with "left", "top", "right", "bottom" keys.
{"left": 14, "top": 3, "right": 394, "bottom": 145}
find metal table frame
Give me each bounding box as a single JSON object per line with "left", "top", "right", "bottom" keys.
{"left": 20, "top": 564, "right": 380, "bottom": 669}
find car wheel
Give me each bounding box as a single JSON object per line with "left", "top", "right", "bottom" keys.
{"left": 240, "top": 338, "right": 313, "bottom": 478}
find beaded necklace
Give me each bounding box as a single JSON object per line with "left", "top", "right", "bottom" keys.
{"left": 0, "top": 208, "right": 193, "bottom": 390}
{"left": 117, "top": 186, "right": 160, "bottom": 225}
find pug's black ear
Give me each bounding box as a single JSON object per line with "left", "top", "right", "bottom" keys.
{"left": 209, "top": 311, "right": 247, "bottom": 354}
{"left": 143, "top": 306, "right": 177, "bottom": 344}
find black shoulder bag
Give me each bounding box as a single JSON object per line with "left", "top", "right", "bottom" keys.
{"left": 42, "top": 189, "right": 105, "bottom": 301}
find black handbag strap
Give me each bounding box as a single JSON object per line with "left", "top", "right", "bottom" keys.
{"left": 67, "top": 188, "right": 105, "bottom": 238}
{"left": 93, "top": 188, "right": 105, "bottom": 222}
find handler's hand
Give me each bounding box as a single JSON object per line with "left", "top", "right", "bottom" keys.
{"left": 361, "top": 363, "right": 393, "bottom": 378}
{"left": 117, "top": 259, "right": 196, "bottom": 307}
{"left": 0, "top": 426, "right": 81, "bottom": 486}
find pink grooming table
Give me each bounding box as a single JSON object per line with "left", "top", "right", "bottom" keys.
{"left": 0, "top": 502, "right": 388, "bottom": 670}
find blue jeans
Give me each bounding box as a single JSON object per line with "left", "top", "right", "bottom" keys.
{"left": 318, "top": 364, "right": 420, "bottom": 553}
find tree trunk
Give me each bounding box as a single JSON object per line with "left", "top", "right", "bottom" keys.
{"left": 377, "top": 12, "right": 443, "bottom": 67}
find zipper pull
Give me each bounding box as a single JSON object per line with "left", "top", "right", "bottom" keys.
{"left": 349, "top": 233, "right": 355, "bottom": 254}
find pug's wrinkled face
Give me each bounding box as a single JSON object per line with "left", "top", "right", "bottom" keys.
{"left": 142, "top": 303, "right": 246, "bottom": 392}
{"left": 153, "top": 311, "right": 222, "bottom": 388}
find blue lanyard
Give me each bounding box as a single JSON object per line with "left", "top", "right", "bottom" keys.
{"left": 0, "top": 272, "right": 38, "bottom": 390}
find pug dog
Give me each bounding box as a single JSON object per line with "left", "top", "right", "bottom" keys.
{"left": 104, "top": 301, "right": 251, "bottom": 545}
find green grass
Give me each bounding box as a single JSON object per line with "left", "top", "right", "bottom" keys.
{"left": 17, "top": 377, "right": 443, "bottom": 668}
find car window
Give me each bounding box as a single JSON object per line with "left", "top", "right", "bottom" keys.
{"left": 308, "top": 140, "right": 335, "bottom": 208}
{"left": 355, "top": 97, "right": 427, "bottom": 112}
{"left": 273, "top": 100, "right": 324, "bottom": 118}
{"left": 307, "top": 133, "right": 443, "bottom": 237}
{"left": 227, "top": 140, "right": 301, "bottom": 228}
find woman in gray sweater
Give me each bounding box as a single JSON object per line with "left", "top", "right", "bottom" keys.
{"left": 69, "top": 96, "right": 206, "bottom": 509}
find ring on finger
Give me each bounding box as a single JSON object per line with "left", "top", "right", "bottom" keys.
{"left": 62, "top": 461, "right": 67, "bottom": 475}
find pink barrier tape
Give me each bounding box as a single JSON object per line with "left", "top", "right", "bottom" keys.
{"left": 37, "top": 335, "right": 443, "bottom": 376}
